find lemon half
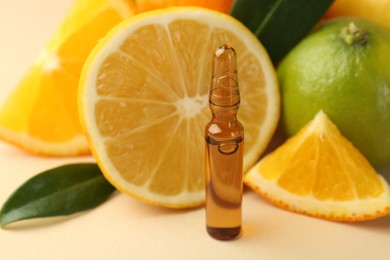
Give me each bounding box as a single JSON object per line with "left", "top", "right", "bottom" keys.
{"left": 79, "top": 7, "right": 280, "bottom": 208}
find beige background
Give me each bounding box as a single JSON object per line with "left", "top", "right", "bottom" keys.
{"left": 0, "top": 0, "right": 390, "bottom": 259}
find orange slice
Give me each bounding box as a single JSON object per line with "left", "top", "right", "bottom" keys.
{"left": 78, "top": 7, "right": 280, "bottom": 208}
{"left": 0, "top": 0, "right": 134, "bottom": 156}
{"left": 245, "top": 111, "right": 390, "bottom": 221}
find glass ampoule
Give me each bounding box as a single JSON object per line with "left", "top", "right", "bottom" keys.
{"left": 205, "top": 44, "right": 244, "bottom": 240}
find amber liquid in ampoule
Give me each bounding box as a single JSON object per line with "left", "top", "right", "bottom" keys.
{"left": 205, "top": 44, "right": 244, "bottom": 240}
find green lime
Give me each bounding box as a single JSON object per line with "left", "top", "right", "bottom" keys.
{"left": 277, "top": 17, "right": 390, "bottom": 167}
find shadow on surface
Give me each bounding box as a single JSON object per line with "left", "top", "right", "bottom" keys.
{"left": 378, "top": 164, "right": 390, "bottom": 181}
{"left": 347, "top": 214, "right": 390, "bottom": 233}
{"left": 1, "top": 211, "right": 89, "bottom": 231}
{"left": 117, "top": 192, "right": 203, "bottom": 218}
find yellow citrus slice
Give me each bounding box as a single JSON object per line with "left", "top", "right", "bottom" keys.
{"left": 245, "top": 111, "right": 390, "bottom": 221}
{"left": 0, "top": 0, "right": 134, "bottom": 156}
{"left": 79, "top": 7, "right": 280, "bottom": 208}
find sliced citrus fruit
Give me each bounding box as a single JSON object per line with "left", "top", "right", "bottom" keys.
{"left": 245, "top": 111, "right": 390, "bottom": 221}
{"left": 0, "top": 0, "right": 135, "bottom": 156}
{"left": 79, "top": 7, "right": 280, "bottom": 208}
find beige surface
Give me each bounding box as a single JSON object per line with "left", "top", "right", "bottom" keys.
{"left": 0, "top": 1, "right": 390, "bottom": 259}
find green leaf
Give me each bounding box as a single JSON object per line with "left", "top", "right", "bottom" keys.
{"left": 230, "top": 0, "right": 335, "bottom": 63}
{"left": 0, "top": 163, "right": 116, "bottom": 227}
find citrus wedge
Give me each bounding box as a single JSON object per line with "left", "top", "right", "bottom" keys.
{"left": 79, "top": 7, "right": 280, "bottom": 208}
{"left": 245, "top": 111, "right": 390, "bottom": 221}
{"left": 0, "top": 0, "right": 134, "bottom": 156}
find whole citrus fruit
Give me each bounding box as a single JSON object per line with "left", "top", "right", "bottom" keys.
{"left": 278, "top": 17, "right": 390, "bottom": 168}
{"left": 325, "top": 0, "right": 390, "bottom": 29}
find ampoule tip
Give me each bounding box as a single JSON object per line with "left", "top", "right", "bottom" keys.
{"left": 214, "top": 44, "right": 235, "bottom": 58}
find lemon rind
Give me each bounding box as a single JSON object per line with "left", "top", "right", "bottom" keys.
{"left": 0, "top": 127, "right": 89, "bottom": 156}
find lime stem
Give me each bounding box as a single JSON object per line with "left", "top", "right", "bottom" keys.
{"left": 338, "top": 22, "right": 368, "bottom": 45}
